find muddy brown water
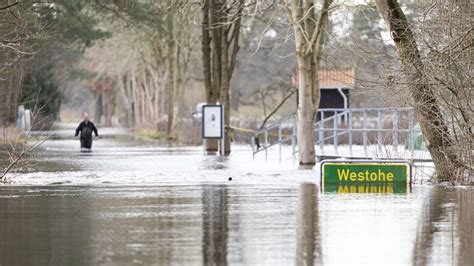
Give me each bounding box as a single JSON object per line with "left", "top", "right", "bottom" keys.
{"left": 0, "top": 126, "right": 473, "bottom": 265}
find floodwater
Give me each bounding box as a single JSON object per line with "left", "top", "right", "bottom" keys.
{"left": 0, "top": 126, "right": 473, "bottom": 265}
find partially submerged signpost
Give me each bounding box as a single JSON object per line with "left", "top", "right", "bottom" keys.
{"left": 202, "top": 104, "right": 225, "bottom": 156}
{"left": 320, "top": 160, "right": 412, "bottom": 193}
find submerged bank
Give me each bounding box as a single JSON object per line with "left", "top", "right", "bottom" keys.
{"left": 0, "top": 126, "right": 473, "bottom": 265}
{"left": 0, "top": 124, "right": 466, "bottom": 187}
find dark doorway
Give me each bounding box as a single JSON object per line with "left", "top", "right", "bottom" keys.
{"left": 317, "top": 88, "right": 349, "bottom": 121}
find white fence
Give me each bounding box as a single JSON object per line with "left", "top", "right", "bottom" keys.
{"left": 251, "top": 108, "right": 429, "bottom": 161}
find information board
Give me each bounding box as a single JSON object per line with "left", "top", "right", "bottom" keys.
{"left": 202, "top": 105, "right": 223, "bottom": 139}
{"left": 320, "top": 160, "right": 412, "bottom": 193}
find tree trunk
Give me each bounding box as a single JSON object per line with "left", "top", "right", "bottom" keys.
{"left": 375, "top": 0, "right": 460, "bottom": 181}
{"left": 176, "top": 46, "right": 192, "bottom": 117}
{"left": 289, "top": 0, "right": 332, "bottom": 165}
{"left": 222, "top": 0, "right": 243, "bottom": 155}
{"left": 166, "top": 13, "right": 176, "bottom": 138}
{"left": 220, "top": 30, "right": 231, "bottom": 155}
{"left": 202, "top": 0, "right": 218, "bottom": 152}
{"left": 201, "top": 0, "right": 213, "bottom": 103}
{"left": 131, "top": 69, "right": 141, "bottom": 126}
{"left": 121, "top": 74, "right": 135, "bottom": 127}
{"left": 95, "top": 93, "right": 103, "bottom": 124}
{"left": 0, "top": 62, "right": 24, "bottom": 125}
{"left": 220, "top": 2, "right": 231, "bottom": 155}
{"left": 147, "top": 65, "right": 157, "bottom": 122}
{"left": 210, "top": 0, "right": 222, "bottom": 104}
{"left": 295, "top": 54, "right": 317, "bottom": 165}
{"left": 201, "top": 0, "right": 243, "bottom": 154}
{"left": 103, "top": 82, "right": 116, "bottom": 127}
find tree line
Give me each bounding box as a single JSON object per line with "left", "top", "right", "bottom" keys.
{"left": 0, "top": 0, "right": 471, "bottom": 182}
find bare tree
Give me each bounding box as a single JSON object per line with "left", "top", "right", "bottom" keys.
{"left": 201, "top": 0, "right": 244, "bottom": 154}
{"left": 1, "top": 94, "right": 52, "bottom": 183}
{"left": 280, "top": 0, "right": 333, "bottom": 165}
{"left": 375, "top": 0, "right": 470, "bottom": 181}
{"left": 83, "top": 2, "right": 198, "bottom": 138}
{"left": 0, "top": 2, "right": 44, "bottom": 126}
{"left": 419, "top": 0, "right": 473, "bottom": 181}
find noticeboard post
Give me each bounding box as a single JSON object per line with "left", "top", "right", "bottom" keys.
{"left": 202, "top": 104, "right": 224, "bottom": 155}
{"left": 320, "top": 160, "right": 412, "bottom": 193}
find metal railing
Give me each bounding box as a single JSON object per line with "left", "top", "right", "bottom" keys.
{"left": 250, "top": 113, "right": 296, "bottom": 160}
{"left": 251, "top": 108, "right": 422, "bottom": 160}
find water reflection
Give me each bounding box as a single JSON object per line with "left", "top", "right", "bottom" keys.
{"left": 457, "top": 188, "right": 474, "bottom": 265}
{"left": 323, "top": 183, "right": 409, "bottom": 194}
{"left": 0, "top": 188, "right": 92, "bottom": 265}
{"left": 2, "top": 128, "right": 473, "bottom": 265}
{"left": 202, "top": 185, "right": 229, "bottom": 265}
{"left": 0, "top": 185, "right": 472, "bottom": 265}
{"left": 413, "top": 187, "right": 474, "bottom": 265}
{"left": 296, "top": 183, "right": 321, "bottom": 265}
{"left": 412, "top": 187, "right": 449, "bottom": 265}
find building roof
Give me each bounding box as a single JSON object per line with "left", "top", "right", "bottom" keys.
{"left": 292, "top": 68, "right": 355, "bottom": 89}
{"left": 319, "top": 68, "right": 355, "bottom": 88}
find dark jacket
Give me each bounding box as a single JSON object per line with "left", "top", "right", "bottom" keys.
{"left": 75, "top": 121, "right": 98, "bottom": 137}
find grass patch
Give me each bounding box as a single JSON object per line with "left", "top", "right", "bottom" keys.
{"left": 136, "top": 130, "right": 168, "bottom": 140}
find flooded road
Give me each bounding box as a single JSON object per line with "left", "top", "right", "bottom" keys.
{"left": 1, "top": 126, "right": 473, "bottom": 265}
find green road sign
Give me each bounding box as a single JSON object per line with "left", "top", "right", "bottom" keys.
{"left": 320, "top": 160, "right": 412, "bottom": 193}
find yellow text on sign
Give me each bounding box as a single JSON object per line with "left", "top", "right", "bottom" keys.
{"left": 336, "top": 169, "right": 394, "bottom": 182}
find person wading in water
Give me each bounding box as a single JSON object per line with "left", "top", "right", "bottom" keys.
{"left": 75, "top": 113, "right": 99, "bottom": 150}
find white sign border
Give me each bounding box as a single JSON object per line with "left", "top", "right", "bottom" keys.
{"left": 202, "top": 104, "right": 223, "bottom": 139}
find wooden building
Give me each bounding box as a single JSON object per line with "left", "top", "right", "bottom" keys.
{"left": 292, "top": 68, "right": 355, "bottom": 110}
{"left": 292, "top": 68, "right": 355, "bottom": 120}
